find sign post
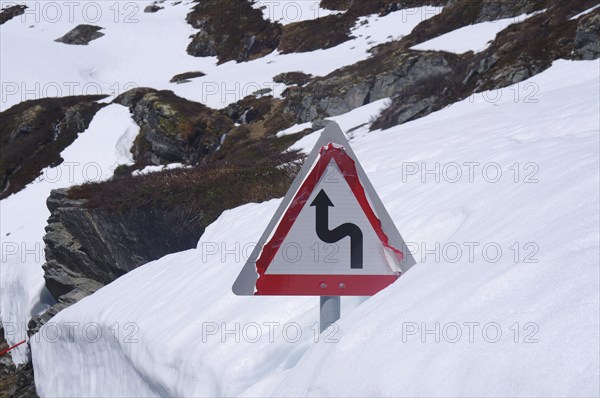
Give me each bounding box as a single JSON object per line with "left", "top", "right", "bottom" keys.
{"left": 320, "top": 296, "right": 341, "bottom": 333}
{"left": 233, "top": 122, "right": 415, "bottom": 331}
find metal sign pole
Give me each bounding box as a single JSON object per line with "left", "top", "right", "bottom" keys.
{"left": 320, "top": 296, "right": 341, "bottom": 333}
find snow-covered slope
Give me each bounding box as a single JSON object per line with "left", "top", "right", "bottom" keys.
{"left": 1, "top": 104, "right": 138, "bottom": 363}
{"left": 411, "top": 13, "right": 534, "bottom": 53}
{"left": 31, "top": 59, "right": 600, "bottom": 397}
{"left": 1, "top": 1, "right": 441, "bottom": 110}
{"left": 1, "top": 1, "right": 440, "bottom": 364}
{"left": 253, "top": 0, "right": 339, "bottom": 25}
{"left": 171, "top": 6, "right": 443, "bottom": 109}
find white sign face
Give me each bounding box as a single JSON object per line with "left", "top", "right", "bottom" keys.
{"left": 232, "top": 122, "right": 416, "bottom": 296}
{"left": 265, "top": 160, "right": 393, "bottom": 276}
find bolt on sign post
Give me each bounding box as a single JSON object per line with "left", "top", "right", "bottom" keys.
{"left": 233, "top": 122, "right": 415, "bottom": 332}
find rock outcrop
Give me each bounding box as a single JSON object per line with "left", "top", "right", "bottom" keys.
{"left": 222, "top": 95, "right": 276, "bottom": 125}
{"left": 37, "top": 152, "right": 299, "bottom": 312}
{"left": 284, "top": 50, "right": 465, "bottom": 123}
{"left": 184, "top": 0, "right": 452, "bottom": 63}
{"left": 0, "top": 95, "right": 107, "bottom": 199}
{"left": 0, "top": 4, "right": 26, "bottom": 25}
{"left": 277, "top": 0, "right": 451, "bottom": 55}
{"left": 144, "top": 4, "right": 163, "bottom": 13}
{"left": 571, "top": 9, "right": 600, "bottom": 60}
{"left": 186, "top": 0, "right": 281, "bottom": 63}
{"left": 401, "top": 0, "right": 551, "bottom": 48}
{"left": 42, "top": 188, "right": 204, "bottom": 302}
{"left": 115, "top": 88, "right": 234, "bottom": 166}
{"left": 0, "top": 326, "right": 36, "bottom": 398}
{"left": 466, "top": 1, "right": 597, "bottom": 89}
{"left": 273, "top": 72, "right": 314, "bottom": 87}
{"left": 280, "top": 0, "right": 599, "bottom": 129}
{"left": 169, "top": 71, "right": 206, "bottom": 84}
{"left": 55, "top": 25, "right": 105, "bottom": 45}
{"left": 278, "top": 13, "right": 356, "bottom": 54}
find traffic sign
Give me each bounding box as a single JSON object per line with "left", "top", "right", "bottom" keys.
{"left": 232, "top": 122, "right": 415, "bottom": 296}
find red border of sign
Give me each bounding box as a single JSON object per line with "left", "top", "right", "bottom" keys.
{"left": 255, "top": 144, "right": 404, "bottom": 296}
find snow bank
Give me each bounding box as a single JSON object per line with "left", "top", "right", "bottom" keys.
{"left": 32, "top": 200, "right": 319, "bottom": 396}
{"left": 569, "top": 4, "right": 600, "bottom": 20}
{"left": 411, "top": 13, "right": 535, "bottom": 53}
{"left": 1, "top": 104, "right": 138, "bottom": 363}
{"left": 1, "top": 0, "right": 439, "bottom": 364}
{"left": 132, "top": 163, "right": 188, "bottom": 176}
{"left": 31, "top": 60, "right": 599, "bottom": 396}
{"left": 0, "top": 0, "right": 195, "bottom": 110}
{"left": 252, "top": 0, "right": 340, "bottom": 25}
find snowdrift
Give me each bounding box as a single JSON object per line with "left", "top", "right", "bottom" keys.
{"left": 1, "top": 3, "right": 440, "bottom": 363}
{"left": 31, "top": 60, "right": 599, "bottom": 397}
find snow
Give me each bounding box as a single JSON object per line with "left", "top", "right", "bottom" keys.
{"left": 132, "top": 163, "right": 188, "bottom": 176}
{"left": 0, "top": 0, "right": 194, "bottom": 110}
{"left": 1, "top": 2, "right": 442, "bottom": 110}
{"left": 31, "top": 59, "right": 600, "bottom": 396}
{"left": 252, "top": 0, "right": 340, "bottom": 25}
{"left": 0, "top": 104, "right": 138, "bottom": 363}
{"left": 2, "top": 0, "right": 599, "bottom": 393}
{"left": 411, "top": 13, "right": 535, "bottom": 54}
{"left": 170, "top": 6, "right": 443, "bottom": 109}
{"left": 0, "top": 0, "right": 441, "bottom": 364}
{"left": 569, "top": 4, "right": 600, "bottom": 20}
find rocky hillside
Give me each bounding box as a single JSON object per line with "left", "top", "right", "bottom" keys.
{"left": 0, "top": 96, "right": 107, "bottom": 199}
{"left": 284, "top": 0, "right": 599, "bottom": 128}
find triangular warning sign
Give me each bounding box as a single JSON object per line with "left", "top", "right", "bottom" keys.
{"left": 233, "top": 122, "right": 415, "bottom": 296}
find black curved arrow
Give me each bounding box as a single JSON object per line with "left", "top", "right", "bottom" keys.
{"left": 310, "top": 190, "right": 363, "bottom": 269}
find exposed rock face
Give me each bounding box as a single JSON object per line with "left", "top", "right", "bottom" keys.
{"left": 477, "top": 0, "right": 548, "bottom": 20}
{"left": 11, "top": 362, "right": 36, "bottom": 398}
{"left": 321, "top": 0, "right": 449, "bottom": 16}
{"left": 186, "top": 0, "right": 281, "bottom": 63}
{"left": 284, "top": 50, "right": 465, "bottom": 123}
{"left": 144, "top": 4, "right": 163, "bottom": 13}
{"left": 55, "top": 24, "right": 105, "bottom": 45}
{"left": 402, "top": 0, "right": 551, "bottom": 47}
{"left": 371, "top": 75, "right": 458, "bottom": 128}
{"left": 283, "top": 0, "right": 598, "bottom": 130}
{"left": 114, "top": 88, "right": 234, "bottom": 166}
{"left": 184, "top": 0, "right": 454, "bottom": 63}
{"left": 39, "top": 149, "right": 300, "bottom": 304}
{"left": 278, "top": 14, "right": 356, "bottom": 54}
{"left": 278, "top": 1, "right": 453, "bottom": 55}
{"left": 0, "top": 95, "right": 107, "bottom": 199}
{"left": 41, "top": 188, "right": 204, "bottom": 302}
{"left": 0, "top": 326, "right": 37, "bottom": 398}
{"left": 273, "top": 72, "right": 314, "bottom": 87}
{"left": 571, "top": 10, "right": 600, "bottom": 60}
{"left": 0, "top": 326, "right": 17, "bottom": 396}
{"left": 222, "top": 95, "right": 275, "bottom": 125}
{"left": 464, "top": 0, "right": 598, "bottom": 91}
{"left": 320, "top": 0, "right": 350, "bottom": 11}
{"left": 169, "top": 71, "right": 206, "bottom": 84}
{"left": 0, "top": 4, "right": 26, "bottom": 24}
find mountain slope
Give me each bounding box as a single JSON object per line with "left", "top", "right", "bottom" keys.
{"left": 0, "top": 1, "right": 443, "bottom": 365}
{"left": 1, "top": 0, "right": 598, "bottom": 395}
{"left": 31, "top": 59, "right": 600, "bottom": 397}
